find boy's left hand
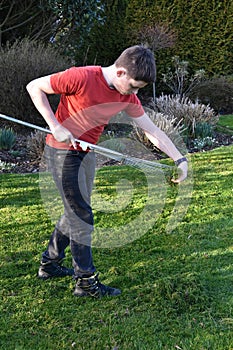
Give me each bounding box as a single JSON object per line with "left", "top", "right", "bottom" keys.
{"left": 171, "top": 162, "right": 188, "bottom": 184}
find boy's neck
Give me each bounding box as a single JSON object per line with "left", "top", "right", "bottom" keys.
{"left": 101, "top": 65, "right": 116, "bottom": 88}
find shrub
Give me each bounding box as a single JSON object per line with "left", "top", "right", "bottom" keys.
{"left": 191, "top": 122, "right": 215, "bottom": 151}
{"left": 0, "top": 39, "right": 72, "bottom": 127}
{"left": 27, "top": 131, "right": 46, "bottom": 165}
{"left": 0, "top": 128, "right": 16, "bottom": 150}
{"left": 193, "top": 122, "right": 213, "bottom": 139}
{"left": 189, "top": 76, "right": 233, "bottom": 114}
{"left": 155, "top": 94, "right": 218, "bottom": 138}
{"left": 162, "top": 56, "right": 205, "bottom": 98}
{"left": 131, "top": 109, "right": 187, "bottom": 154}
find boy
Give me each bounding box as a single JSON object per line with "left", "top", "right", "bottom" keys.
{"left": 26, "top": 45, "right": 188, "bottom": 298}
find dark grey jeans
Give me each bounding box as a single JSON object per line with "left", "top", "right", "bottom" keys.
{"left": 42, "top": 145, "right": 96, "bottom": 277}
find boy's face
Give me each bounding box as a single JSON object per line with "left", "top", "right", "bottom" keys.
{"left": 113, "top": 68, "right": 148, "bottom": 95}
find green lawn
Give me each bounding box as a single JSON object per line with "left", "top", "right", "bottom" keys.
{"left": 0, "top": 145, "right": 233, "bottom": 350}
{"left": 217, "top": 114, "right": 233, "bottom": 134}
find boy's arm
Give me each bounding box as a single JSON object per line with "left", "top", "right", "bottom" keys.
{"left": 26, "top": 76, "right": 77, "bottom": 148}
{"left": 133, "top": 113, "right": 188, "bottom": 183}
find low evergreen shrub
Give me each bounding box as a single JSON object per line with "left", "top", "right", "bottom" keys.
{"left": 193, "top": 122, "right": 213, "bottom": 140}
{"left": 190, "top": 76, "right": 233, "bottom": 114}
{"left": 0, "top": 128, "right": 16, "bottom": 150}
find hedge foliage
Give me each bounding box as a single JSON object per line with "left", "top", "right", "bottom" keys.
{"left": 124, "top": 0, "right": 233, "bottom": 76}
{"left": 75, "top": 0, "right": 128, "bottom": 66}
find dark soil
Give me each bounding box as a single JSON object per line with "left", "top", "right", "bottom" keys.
{"left": 0, "top": 130, "right": 233, "bottom": 174}
{"left": 0, "top": 132, "right": 42, "bottom": 174}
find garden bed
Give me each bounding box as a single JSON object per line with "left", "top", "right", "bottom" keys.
{"left": 0, "top": 129, "right": 233, "bottom": 174}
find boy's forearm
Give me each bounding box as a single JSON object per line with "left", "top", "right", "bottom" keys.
{"left": 26, "top": 80, "right": 77, "bottom": 148}
{"left": 26, "top": 79, "right": 59, "bottom": 132}
{"left": 27, "top": 87, "right": 59, "bottom": 131}
{"left": 144, "top": 129, "right": 183, "bottom": 162}
{"left": 134, "top": 114, "right": 185, "bottom": 162}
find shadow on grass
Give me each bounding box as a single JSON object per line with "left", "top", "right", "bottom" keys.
{"left": 0, "top": 173, "right": 41, "bottom": 208}
{"left": 0, "top": 147, "right": 232, "bottom": 349}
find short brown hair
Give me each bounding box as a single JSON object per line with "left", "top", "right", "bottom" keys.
{"left": 115, "top": 45, "right": 156, "bottom": 83}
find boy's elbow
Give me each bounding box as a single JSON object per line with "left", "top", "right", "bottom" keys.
{"left": 26, "top": 80, "right": 41, "bottom": 99}
{"left": 26, "top": 76, "right": 54, "bottom": 95}
{"left": 26, "top": 80, "right": 34, "bottom": 94}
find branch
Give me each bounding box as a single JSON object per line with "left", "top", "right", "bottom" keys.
{"left": 0, "top": 0, "right": 15, "bottom": 28}
{"left": 1, "top": 11, "right": 39, "bottom": 33}
{"left": 135, "top": 23, "right": 177, "bottom": 51}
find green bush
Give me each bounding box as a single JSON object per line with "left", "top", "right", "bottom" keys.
{"left": 189, "top": 76, "right": 233, "bottom": 114}
{"left": 0, "top": 128, "right": 16, "bottom": 150}
{"left": 193, "top": 122, "right": 213, "bottom": 139}
{"left": 0, "top": 39, "right": 72, "bottom": 127}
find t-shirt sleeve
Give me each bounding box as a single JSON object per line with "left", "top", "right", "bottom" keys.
{"left": 50, "top": 67, "right": 84, "bottom": 95}
{"left": 125, "top": 94, "right": 145, "bottom": 118}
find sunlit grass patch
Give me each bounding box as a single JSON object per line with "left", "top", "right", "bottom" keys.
{"left": 0, "top": 145, "right": 232, "bottom": 350}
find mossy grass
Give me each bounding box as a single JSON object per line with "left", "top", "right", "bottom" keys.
{"left": 0, "top": 145, "right": 232, "bottom": 349}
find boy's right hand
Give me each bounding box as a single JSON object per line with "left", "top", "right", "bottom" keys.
{"left": 52, "top": 124, "right": 77, "bottom": 149}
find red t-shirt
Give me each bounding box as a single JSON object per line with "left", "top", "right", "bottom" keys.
{"left": 46, "top": 66, "right": 144, "bottom": 149}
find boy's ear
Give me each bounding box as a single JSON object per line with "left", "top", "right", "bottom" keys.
{"left": 116, "top": 67, "right": 127, "bottom": 77}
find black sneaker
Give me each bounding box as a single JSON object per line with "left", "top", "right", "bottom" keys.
{"left": 38, "top": 261, "right": 74, "bottom": 280}
{"left": 73, "top": 273, "right": 121, "bottom": 298}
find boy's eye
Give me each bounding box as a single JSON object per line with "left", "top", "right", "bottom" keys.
{"left": 130, "top": 84, "right": 138, "bottom": 90}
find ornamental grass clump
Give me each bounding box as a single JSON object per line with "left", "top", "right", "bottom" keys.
{"left": 0, "top": 127, "right": 16, "bottom": 150}
{"left": 155, "top": 94, "right": 218, "bottom": 139}
{"left": 132, "top": 109, "right": 187, "bottom": 153}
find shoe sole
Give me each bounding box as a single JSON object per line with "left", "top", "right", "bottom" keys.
{"left": 37, "top": 271, "right": 74, "bottom": 280}
{"left": 73, "top": 288, "right": 121, "bottom": 298}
